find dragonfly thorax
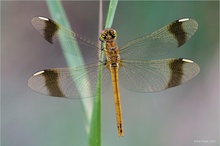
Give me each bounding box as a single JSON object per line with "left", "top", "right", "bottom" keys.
{"left": 105, "top": 41, "right": 121, "bottom": 68}
{"left": 100, "top": 28, "right": 117, "bottom": 42}
{"left": 100, "top": 28, "right": 120, "bottom": 69}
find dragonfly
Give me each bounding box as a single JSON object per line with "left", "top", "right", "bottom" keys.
{"left": 28, "top": 16, "right": 200, "bottom": 137}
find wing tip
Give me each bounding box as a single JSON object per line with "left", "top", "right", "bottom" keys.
{"left": 178, "top": 18, "right": 190, "bottom": 22}
{"left": 33, "top": 70, "right": 45, "bottom": 76}
{"left": 38, "top": 16, "right": 49, "bottom": 21}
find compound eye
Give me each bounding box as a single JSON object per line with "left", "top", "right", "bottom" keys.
{"left": 100, "top": 35, "right": 106, "bottom": 41}
{"left": 101, "top": 34, "right": 105, "bottom": 38}
{"left": 100, "top": 30, "right": 107, "bottom": 41}
{"left": 110, "top": 29, "right": 117, "bottom": 37}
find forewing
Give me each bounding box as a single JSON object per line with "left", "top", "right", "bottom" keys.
{"left": 119, "top": 18, "right": 198, "bottom": 60}
{"left": 28, "top": 63, "right": 111, "bottom": 98}
{"left": 119, "top": 58, "right": 200, "bottom": 92}
{"left": 31, "top": 17, "right": 100, "bottom": 57}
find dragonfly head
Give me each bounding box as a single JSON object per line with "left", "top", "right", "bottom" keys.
{"left": 99, "top": 29, "right": 117, "bottom": 42}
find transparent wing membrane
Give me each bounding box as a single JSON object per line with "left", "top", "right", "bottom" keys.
{"left": 28, "top": 63, "right": 111, "bottom": 98}
{"left": 119, "top": 58, "right": 200, "bottom": 92}
{"left": 119, "top": 19, "right": 198, "bottom": 60}
{"left": 31, "top": 17, "right": 100, "bottom": 57}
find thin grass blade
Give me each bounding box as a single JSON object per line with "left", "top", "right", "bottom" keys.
{"left": 46, "top": 0, "right": 93, "bottom": 135}
{"left": 89, "top": 0, "right": 118, "bottom": 146}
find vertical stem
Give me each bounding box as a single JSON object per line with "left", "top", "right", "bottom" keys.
{"left": 46, "top": 0, "right": 93, "bottom": 137}
{"left": 88, "top": 1, "right": 103, "bottom": 146}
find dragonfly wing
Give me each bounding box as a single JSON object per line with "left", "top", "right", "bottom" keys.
{"left": 119, "top": 18, "right": 198, "bottom": 60}
{"left": 119, "top": 59, "right": 200, "bottom": 92}
{"left": 31, "top": 17, "right": 100, "bottom": 57}
{"left": 28, "top": 63, "right": 111, "bottom": 98}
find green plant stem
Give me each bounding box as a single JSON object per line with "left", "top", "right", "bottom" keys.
{"left": 46, "top": 0, "right": 93, "bottom": 136}
{"left": 105, "top": 0, "right": 118, "bottom": 28}
{"left": 89, "top": 0, "right": 118, "bottom": 146}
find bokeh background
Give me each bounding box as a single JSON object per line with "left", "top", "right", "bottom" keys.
{"left": 1, "top": 1, "right": 219, "bottom": 146}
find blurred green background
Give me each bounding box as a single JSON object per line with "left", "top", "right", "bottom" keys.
{"left": 1, "top": 1, "right": 219, "bottom": 146}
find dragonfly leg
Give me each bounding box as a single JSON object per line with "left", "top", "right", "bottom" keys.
{"left": 99, "top": 59, "right": 107, "bottom": 65}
